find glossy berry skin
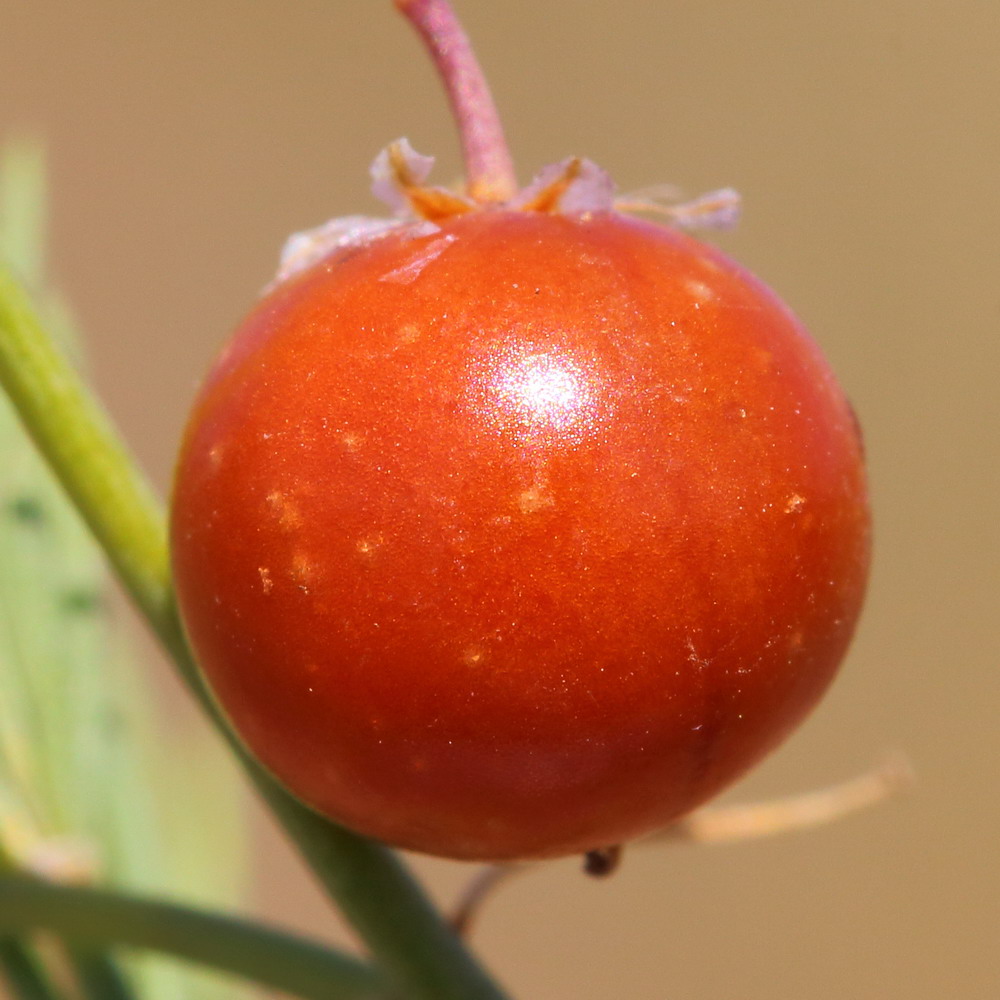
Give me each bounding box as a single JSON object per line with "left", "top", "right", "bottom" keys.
{"left": 170, "top": 210, "right": 870, "bottom": 861}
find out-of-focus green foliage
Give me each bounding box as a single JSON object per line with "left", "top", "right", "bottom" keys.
{"left": 0, "top": 139, "right": 251, "bottom": 1000}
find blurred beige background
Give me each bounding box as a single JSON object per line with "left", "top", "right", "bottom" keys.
{"left": 2, "top": 1, "right": 997, "bottom": 998}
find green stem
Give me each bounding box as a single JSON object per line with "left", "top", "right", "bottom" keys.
{"left": 260, "top": 798, "right": 508, "bottom": 1000}
{"left": 0, "top": 938, "right": 66, "bottom": 1000}
{"left": 0, "top": 265, "right": 510, "bottom": 1000}
{"left": 0, "top": 267, "right": 170, "bottom": 643}
{"left": 0, "top": 875, "right": 384, "bottom": 1000}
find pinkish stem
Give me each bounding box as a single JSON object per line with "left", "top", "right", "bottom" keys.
{"left": 395, "top": 0, "right": 518, "bottom": 202}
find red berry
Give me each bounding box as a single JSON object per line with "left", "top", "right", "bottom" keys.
{"left": 170, "top": 0, "right": 869, "bottom": 861}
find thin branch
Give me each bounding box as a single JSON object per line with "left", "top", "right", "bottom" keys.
{"left": 451, "top": 864, "right": 525, "bottom": 938}
{"left": 653, "top": 754, "right": 914, "bottom": 846}
{"left": 451, "top": 756, "right": 913, "bottom": 936}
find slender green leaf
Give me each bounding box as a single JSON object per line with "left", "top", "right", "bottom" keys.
{"left": 0, "top": 876, "right": 386, "bottom": 1000}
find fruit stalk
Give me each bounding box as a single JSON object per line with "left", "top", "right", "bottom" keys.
{"left": 395, "top": 0, "right": 518, "bottom": 201}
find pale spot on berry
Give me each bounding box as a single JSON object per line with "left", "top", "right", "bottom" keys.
{"left": 356, "top": 535, "right": 384, "bottom": 557}
{"left": 685, "top": 278, "right": 715, "bottom": 303}
{"left": 785, "top": 494, "right": 806, "bottom": 514}
{"left": 685, "top": 638, "right": 712, "bottom": 671}
{"left": 518, "top": 484, "right": 554, "bottom": 514}
{"left": 462, "top": 645, "right": 486, "bottom": 667}
{"left": 291, "top": 551, "right": 316, "bottom": 591}
{"left": 266, "top": 490, "right": 302, "bottom": 530}
{"left": 258, "top": 566, "right": 273, "bottom": 594}
{"left": 396, "top": 322, "right": 421, "bottom": 346}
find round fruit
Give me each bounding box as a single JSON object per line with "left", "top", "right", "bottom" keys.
{"left": 169, "top": 0, "right": 870, "bottom": 861}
